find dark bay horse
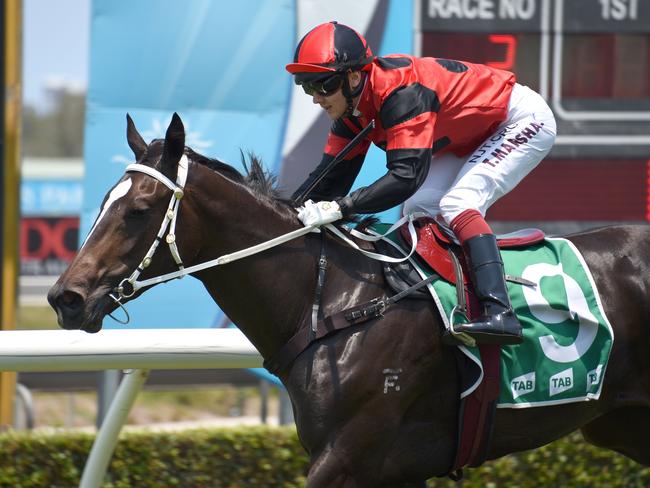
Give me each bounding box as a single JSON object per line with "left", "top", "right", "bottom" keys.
{"left": 48, "top": 114, "right": 650, "bottom": 487}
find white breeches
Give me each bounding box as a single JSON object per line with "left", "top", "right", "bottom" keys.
{"left": 402, "top": 83, "right": 557, "bottom": 225}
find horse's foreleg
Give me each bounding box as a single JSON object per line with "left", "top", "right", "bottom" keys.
{"left": 306, "top": 448, "right": 429, "bottom": 488}
{"left": 306, "top": 449, "right": 366, "bottom": 488}
{"left": 581, "top": 406, "right": 650, "bottom": 466}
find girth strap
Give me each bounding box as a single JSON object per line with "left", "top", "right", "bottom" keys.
{"left": 263, "top": 273, "right": 438, "bottom": 375}
{"left": 310, "top": 234, "right": 327, "bottom": 338}
{"left": 345, "top": 274, "right": 438, "bottom": 323}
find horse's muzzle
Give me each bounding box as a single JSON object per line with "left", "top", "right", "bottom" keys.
{"left": 47, "top": 284, "right": 102, "bottom": 333}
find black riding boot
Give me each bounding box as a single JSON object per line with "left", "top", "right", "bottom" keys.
{"left": 451, "top": 234, "right": 523, "bottom": 345}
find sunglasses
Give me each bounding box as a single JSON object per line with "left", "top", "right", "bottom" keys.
{"left": 298, "top": 75, "right": 344, "bottom": 97}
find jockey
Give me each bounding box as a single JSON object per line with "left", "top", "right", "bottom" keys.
{"left": 287, "top": 21, "right": 556, "bottom": 346}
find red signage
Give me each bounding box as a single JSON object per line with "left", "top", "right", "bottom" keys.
{"left": 20, "top": 217, "right": 79, "bottom": 275}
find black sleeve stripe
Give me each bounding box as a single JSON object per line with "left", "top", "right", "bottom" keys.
{"left": 331, "top": 119, "right": 358, "bottom": 140}
{"left": 376, "top": 56, "right": 412, "bottom": 69}
{"left": 379, "top": 82, "right": 440, "bottom": 129}
{"left": 386, "top": 148, "right": 431, "bottom": 167}
{"left": 386, "top": 148, "right": 432, "bottom": 186}
{"left": 436, "top": 59, "right": 468, "bottom": 73}
{"left": 432, "top": 136, "right": 451, "bottom": 154}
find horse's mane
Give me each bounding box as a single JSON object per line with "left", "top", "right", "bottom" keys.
{"left": 143, "top": 138, "right": 384, "bottom": 229}
{"left": 186, "top": 147, "right": 286, "bottom": 203}
{"left": 144, "top": 138, "right": 288, "bottom": 209}
{"left": 188, "top": 148, "right": 376, "bottom": 227}
{"left": 147, "top": 141, "right": 372, "bottom": 226}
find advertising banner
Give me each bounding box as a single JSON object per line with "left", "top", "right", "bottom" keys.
{"left": 84, "top": 0, "right": 413, "bottom": 332}
{"left": 20, "top": 166, "right": 82, "bottom": 276}
{"left": 85, "top": 0, "right": 296, "bottom": 329}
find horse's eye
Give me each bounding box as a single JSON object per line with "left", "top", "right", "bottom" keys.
{"left": 126, "top": 206, "right": 149, "bottom": 219}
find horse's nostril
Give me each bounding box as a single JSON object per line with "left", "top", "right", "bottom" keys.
{"left": 58, "top": 290, "right": 84, "bottom": 311}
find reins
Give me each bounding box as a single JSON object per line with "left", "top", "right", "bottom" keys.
{"left": 107, "top": 156, "right": 422, "bottom": 324}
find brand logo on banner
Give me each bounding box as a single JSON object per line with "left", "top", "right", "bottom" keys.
{"left": 21, "top": 217, "right": 79, "bottom": 275}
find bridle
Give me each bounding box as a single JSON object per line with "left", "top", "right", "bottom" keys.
{"left": 107, "top": 154, "right": 422, "bottom": 323}
{"left": 106, "top": 154, "right": 324, "bottom": 321}
{"left": 107, "top": 155, "right": 189, "bottom": 319}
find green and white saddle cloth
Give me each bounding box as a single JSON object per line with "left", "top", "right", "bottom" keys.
{"left": 376, "top": 227, "right": 614, "bottom": 408}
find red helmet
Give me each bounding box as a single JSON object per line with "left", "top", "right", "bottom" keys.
{"left": 286, "top": 21, "right": 374, "bottom": 74}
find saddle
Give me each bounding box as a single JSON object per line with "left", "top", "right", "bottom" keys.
{"left": 399, "top": 217, "right": 545, "bottom": 285}
{"left": 377, "top": 217, "right": 545, "bottom": 313}
{"left": 379, "top": 217, "right": 545, "bottom": 478}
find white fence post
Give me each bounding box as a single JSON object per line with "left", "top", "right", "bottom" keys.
{"left": 80, "top": 369, "right": 150, "bottom": 488}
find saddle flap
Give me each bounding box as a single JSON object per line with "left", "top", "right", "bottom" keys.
{"left": 495, "top": 228, "right": 545, "bottom": 248}
{"left": 399, "top": 218, "right": 459, "bottom": 283}
{"left": 375, "top": 239, "right": 431, "bottom": 300}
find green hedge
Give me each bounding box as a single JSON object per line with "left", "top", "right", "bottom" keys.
{"left": 0, "top": 426, "right": 307, "bottom": 488}
{"left": 0, "top": 428, "right": 649, "bottom": 487}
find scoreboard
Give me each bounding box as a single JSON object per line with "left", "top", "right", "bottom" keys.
{"left": 417, "top": 0, "right": 650, "bottom": 221}
{"left": 418, "top": 0, "right": 650, "bottom": 158}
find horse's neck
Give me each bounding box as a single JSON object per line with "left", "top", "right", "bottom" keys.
{"left": 189, "top": 167, "right": 318, "bottom": 359}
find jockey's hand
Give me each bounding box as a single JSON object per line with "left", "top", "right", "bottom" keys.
{"left": 297, "top": 199, "right": 343, "bottom": 227}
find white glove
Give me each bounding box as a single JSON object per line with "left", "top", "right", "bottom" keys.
{"left": 297, "top": 199, "right": 343, "bottom": 227}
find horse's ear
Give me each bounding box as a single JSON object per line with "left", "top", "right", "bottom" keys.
{"left": 126, "top": 114, "right": 147, "bottom": 161}
{"left": 161, "top": 112, "right": 185, "bottom": 180}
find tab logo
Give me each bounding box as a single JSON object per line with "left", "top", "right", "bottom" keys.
{"left": 511, "top": 372, "right": 535, "bottom": 399}
{"left": 587, "top": 364, "right": 603, "bottom": 392}
{"left": 550, "top": 368, "right": 573, "bottom": 397}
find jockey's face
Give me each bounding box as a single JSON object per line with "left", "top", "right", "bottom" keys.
{"left": 311, "top": 86, "right": 347, "bottom": 120}
{"left": 309, "top": 71, "right": 363, "bottom": 121}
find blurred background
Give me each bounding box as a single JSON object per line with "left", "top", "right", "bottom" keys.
{"left": 2, "top": 0, "right": 650, "bottom": 433}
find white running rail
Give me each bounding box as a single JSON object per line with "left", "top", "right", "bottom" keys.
{"left": 0, "top": 329, "right": 263, "bottom": 488}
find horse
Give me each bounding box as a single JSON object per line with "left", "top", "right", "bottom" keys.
{"left": 48, "top": 113, "right": 650, "bottom": 487}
